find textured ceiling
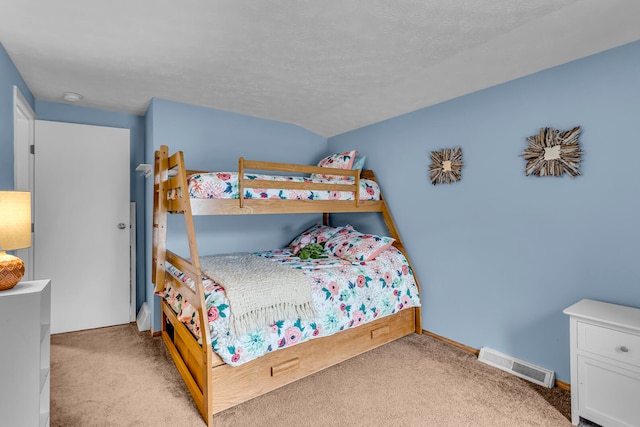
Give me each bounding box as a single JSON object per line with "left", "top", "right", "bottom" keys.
{"left": 1, "top": 0, "right": 640, "bottom": 137}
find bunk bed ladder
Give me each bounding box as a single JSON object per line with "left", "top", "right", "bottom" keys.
{"left": 173, "top": 150, "right": 215, "bottom": 426}
{"left": 153, "top": 146, "right": 215, "bottom": 426}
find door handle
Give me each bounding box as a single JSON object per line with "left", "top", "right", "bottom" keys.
{"left": 118, "top": 223, "right": 127, "bottom": 230}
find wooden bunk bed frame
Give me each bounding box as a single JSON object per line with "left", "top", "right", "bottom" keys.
{"left": 152, "top": 145, "right": 422, "bottom": 426}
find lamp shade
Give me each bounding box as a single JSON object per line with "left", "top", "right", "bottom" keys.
{"left": 0, "top": 191, "right": 31, "bottom": 251}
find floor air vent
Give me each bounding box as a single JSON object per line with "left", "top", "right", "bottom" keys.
{"left": 478, "top": 347, "right": 555, "bottom": 388}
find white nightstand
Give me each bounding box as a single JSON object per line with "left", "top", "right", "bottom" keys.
{"left": 564, "top": 299, "right": 640, "bottom": 427}
{"left": 0, "top": 280, "right": 51, "bottom": 427}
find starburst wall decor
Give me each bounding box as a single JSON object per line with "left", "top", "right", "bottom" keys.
{"left": 522, "top": 126, "right": 583, "bottom": 177}
{"left": 429, "top": 147, "right": 463, "bottom": 185}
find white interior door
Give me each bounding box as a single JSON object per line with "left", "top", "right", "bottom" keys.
{"left": 13, "top": 86, "right": 35, "bottom": 281}
{"left": 34, "top": 120, "right": 131, "bottom": 334}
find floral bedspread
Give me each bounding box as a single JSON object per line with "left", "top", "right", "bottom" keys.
{"left": 187, "top": 172, "right": 381, "bottom": 201}
{"left": 157, "top": 247, "right": 420, "bottom": 366}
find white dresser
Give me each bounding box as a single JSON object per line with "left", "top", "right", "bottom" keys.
{"left": 0, "top": 280, "right": 51, "bottom": 427}
{"left": 564, "top": 299, "right": 640, "bottom": 427}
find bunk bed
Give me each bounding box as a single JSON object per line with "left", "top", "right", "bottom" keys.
{"left": 152, "top": 145, "right": 422, "bottom": 426}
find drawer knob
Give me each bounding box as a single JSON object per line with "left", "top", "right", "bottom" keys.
{"left": 371, "top": 326, "right": 390, "bottom": 339}
{"left": 620, "top": 346, "right": 629, "bottom": 353}
{"left": 271, "top": 358, "right": 300, "bottom": 377}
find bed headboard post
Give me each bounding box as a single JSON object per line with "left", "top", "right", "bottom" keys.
{"left": 322, "top": 212, "right": 330, "bottom": 226}
{"left": 379, "top": 198, "right": 422, "bottom": 332}
{"left": 238, "top": 157, "right": 244, "bottom": 209}
{"left": 364, "top": 170, "right": 422, "bottom": 332}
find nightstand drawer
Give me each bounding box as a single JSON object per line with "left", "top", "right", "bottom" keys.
{"left": 578, "top": 322, "right": 640, "bottom": 367}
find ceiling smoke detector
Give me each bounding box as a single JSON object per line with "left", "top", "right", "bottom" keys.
{"left": 62, "top": 92, "right": 83, "bottom": 102}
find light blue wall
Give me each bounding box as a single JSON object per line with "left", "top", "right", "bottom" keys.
{"left": 329, "top": 40, "right": 640, "bottom": 383}
{"left": 35, "top": 101, "right": 147, "bottom": 311}
{"left": 145, "top": 98, "right": 327, "bottom": 331}
{"left": 0, "top": 42, "right": 34, "bottom": 189}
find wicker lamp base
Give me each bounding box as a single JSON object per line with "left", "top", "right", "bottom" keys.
{"left": 0, "top": 251, "right": 25, "bottom": 291}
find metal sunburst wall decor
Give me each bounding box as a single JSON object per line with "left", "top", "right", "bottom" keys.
{"left": 429, "top": 147, "right": 463, "bottom": 185}
{"left": 522, "top": 126, "right": 583, "bottom": 177}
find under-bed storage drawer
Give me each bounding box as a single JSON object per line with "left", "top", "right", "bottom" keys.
{"left": 210, "top": 307, "right": 416, "bottom": 414}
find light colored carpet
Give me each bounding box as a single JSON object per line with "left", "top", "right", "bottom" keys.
{"left": 51, "top": 323, "right": 571, "bottom": 426}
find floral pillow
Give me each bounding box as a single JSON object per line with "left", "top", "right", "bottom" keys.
{"left": 288, "top": 224, "right": 353, "bottom": 253}
{"left": 311, "top": 150, "right": 357, "bottom": 181}
{"left": 324, "top": 228, "right": 395, "bottom": 262}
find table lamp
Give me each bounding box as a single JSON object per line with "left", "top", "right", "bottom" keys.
{"left": 0, "top": 191, "right": 31, "bottom": 291}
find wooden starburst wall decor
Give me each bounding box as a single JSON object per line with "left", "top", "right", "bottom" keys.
{"left": 429, "top": 147, "right": 463, "bottom": 185}
{"left": 522, "top": 126, "right": 583, "bottom": 177}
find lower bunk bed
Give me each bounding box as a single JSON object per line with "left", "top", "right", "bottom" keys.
{"left": 152, "top": 145, "right": 422, "bottom": 425}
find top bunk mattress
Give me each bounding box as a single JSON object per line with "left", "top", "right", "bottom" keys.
{"left": 186, "top": 172, "right": 381, "bottom": 201}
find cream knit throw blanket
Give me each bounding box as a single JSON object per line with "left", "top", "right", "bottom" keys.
{"left": 200, "top": 254, "right": 317, "bottom": 338}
